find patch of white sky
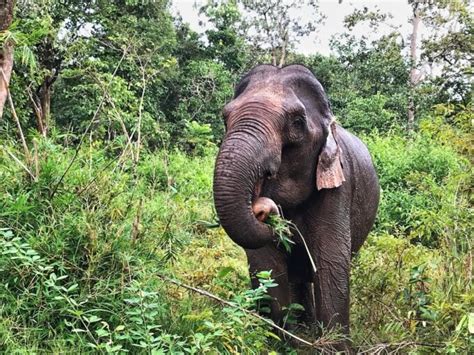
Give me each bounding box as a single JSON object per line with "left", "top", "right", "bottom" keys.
{"left": 171, "top": 0, "right": 425, "bottom": 57}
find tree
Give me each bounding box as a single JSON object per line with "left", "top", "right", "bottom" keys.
{"left": 200, "top": 0, "right": 250, "bottom": 73}
{"left": 0, "top": 0, "right": 15, "bottom": 118}
{"left": 421, "top": 0, "right": 473, "bottom": 105}
{"left": 160, "top": 59, "right": 234, "bottom": 144}
{"left": 328, "top": 31, "right": 409, "bottom": 132}
{"left": 343, "top": 6, "right": 396, "bottom": 31}
{"left": 8, "top": 0, "right": 178, "bottom": 146}
{"left": 405, "top": 0, "right": 473, "bottom": 130}
{"left": 408, "top": 0, "right": 422, "bottom": 132}
{"left": 173, "top": 17, "right": 207, "bottom": 66}
{"left": 45, "top": 0, "right": 178, "bottom": 156}
{"left": 13, "top": 0, "right": 97, "bottom": 135}
{"left": 241, "top": 0, "right": 323, "bottom": 67}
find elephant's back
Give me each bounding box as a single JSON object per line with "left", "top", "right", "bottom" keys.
{"left": 337, "top": 127, "right": 380, "bottom": 254}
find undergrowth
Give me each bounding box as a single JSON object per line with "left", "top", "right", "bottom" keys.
{"left": 0, "top": 128, "right": 472, "bottom": 353}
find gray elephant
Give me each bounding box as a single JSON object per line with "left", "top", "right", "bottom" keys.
{"left": 213, "top": 64, "right": 379, "bottom": 347}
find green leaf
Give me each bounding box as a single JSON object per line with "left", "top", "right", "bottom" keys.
{"left": 85, "top": 315, "right": 101, "bottom": 323}
{"left": 217, "top": 266, "right": 234, "bottom": 278}
{"left": 67, "top": 284, "right": 78, "bottom": 292}
{"left": 96, "top": 328, "right": 109, "bottom": 337}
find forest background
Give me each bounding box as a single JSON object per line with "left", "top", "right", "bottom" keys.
{"left": 0, "top": 0, "right": 472, "bottom": 353}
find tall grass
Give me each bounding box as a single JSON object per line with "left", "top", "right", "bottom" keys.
{"left": 0, "top": 129, "right": 471, "bottom": 353}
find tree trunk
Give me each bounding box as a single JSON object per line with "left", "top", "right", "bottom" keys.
{"left": 408, "top": 4, "right": 421, "bottom": 132}
{"left": 38, "top": 79, "right": 51, "bottom": 136}
{"left": 0, "top": 0, "right": 15, "bottom": 119}
{"left": 278, "top": 33, "right": 288, "bottom": 68}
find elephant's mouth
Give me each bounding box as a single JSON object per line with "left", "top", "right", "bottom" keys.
{"left": 252, "top": 197, "right": 279, "bottom": 222}
{"left": 252, "top": 177, "right": 279, "bottom": 222}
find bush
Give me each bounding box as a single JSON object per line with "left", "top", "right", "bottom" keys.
{"left": 350, "top": 127, "right": 472, "bottom": 352}
{"left": 341, "top": 94, "right": 398, "bottom": 134}
{"left": 0, "top": 123, "right": 471, "bottom": 353}
{"left": 365, "top": 132, "right": 469, "bottom": 248}
{"left": 352, "top": 233, "right": 472, "bottom": 353}
{"left": 163, "top": 59, "right": 235, "bottom": 144}
{"left": 0, "top": 139, "right": 288, "bottom": 353}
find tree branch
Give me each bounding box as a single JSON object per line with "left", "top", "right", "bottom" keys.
{"left": 1, "top": 68, "right": 31, "bottom": 162}
{"left": 156, "top": 273, "right": 337, "bottom": 350}
{"left": 3, "top": 147, "right": 37, "bottom": 181}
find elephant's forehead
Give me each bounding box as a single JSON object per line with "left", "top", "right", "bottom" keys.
{"left": 225, "top": 81, "right": 288, "bottom": 114}
{"left": 242, "top": 79, "right": 285, "bottom": 99}
{"left": 254, "top": 82, "right": 285, "bottom": 96}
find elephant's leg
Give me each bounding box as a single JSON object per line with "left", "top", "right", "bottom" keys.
{"left": 288, "top": 246, "right": 316, "bottom": 324}
{"left": 302, "top": 189, "right": 352, "bottom": 334}
{"left": 289, "top": 282, "right": 316, "bottom": 324}
{"left": 312, "top": 231, "right": 351, "bottom": 333}
{"left": 245, "top": 244, "right": 290, "bottom": 324}
{"left": 309, "top": 227, "right": 352, "bottom": 353}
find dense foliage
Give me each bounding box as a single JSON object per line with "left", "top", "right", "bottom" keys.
{"left": 0, "top": 0, "right": 472, "bottom": 353}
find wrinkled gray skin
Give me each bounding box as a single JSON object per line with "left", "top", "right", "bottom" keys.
{"left": 213, "top": 64, "right": 379, "bottom": 349}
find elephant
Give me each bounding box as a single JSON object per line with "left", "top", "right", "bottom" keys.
{"left": 213, "top": 64, "right": 380, "bottom": 348}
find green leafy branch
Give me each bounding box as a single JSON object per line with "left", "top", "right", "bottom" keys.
{"left": 265, "top": 213, "right": 317, "bottom": 273}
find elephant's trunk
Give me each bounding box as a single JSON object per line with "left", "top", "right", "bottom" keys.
{"left": 213, "top": 130, "right": 279, "bottom": 249}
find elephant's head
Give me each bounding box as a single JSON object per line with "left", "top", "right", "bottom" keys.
{"left": 213, "top": 65, "right": 345, "bottom": 249}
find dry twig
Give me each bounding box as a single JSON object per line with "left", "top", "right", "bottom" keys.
{"left": 357, "top": 340, "right": 445, "bottom": 354}
{"left": 1, "top": 68, "right": 31, "bottom": 162}
{"left": 157, "top": 273, "right": 338, "bottom": 350}
{"left": 3, "top": 147, "right": 37, "bottom": 181}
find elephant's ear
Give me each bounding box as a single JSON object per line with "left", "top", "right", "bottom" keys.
{"left": 316, "top": 119, "right": 345, "bottom": 190}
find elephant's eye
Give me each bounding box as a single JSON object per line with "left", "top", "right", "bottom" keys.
{"left": 292, "top": 116, "right": 306, "bottom": 129}
{"left": 287, "top": 115, "right": 306, "bottom": 143}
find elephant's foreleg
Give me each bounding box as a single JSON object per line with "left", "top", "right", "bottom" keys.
{"left": 310, "top": 231, "right": 352, "bottom": 353}
{"left": 288, "top": 245, "right": 316, "bottom": 324}
{"left": 289, "top": 282, "right": 316, "bottom": 324}
{"left": 303, "top": 211, "right": 351, "bottom": 329}
{"left": 245, "top": 245, "right": 290, "bottom": 324}
{"left": 313, "top": 238, "right": 351, "bottom": 332}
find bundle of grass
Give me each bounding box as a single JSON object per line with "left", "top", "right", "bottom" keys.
{"left": 265, "top": 212, "right": 316, "bottom": 273}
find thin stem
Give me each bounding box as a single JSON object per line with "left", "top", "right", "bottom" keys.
{"left": 4, "top": 147, "right": 37, "bottom": 181}
{"left": 1, "top": 68, "right": 31, "bottom": 162}
{"left": 135, "top": 63, "right": 147, "bottom": 164}
{"left": 290, "top": 221, "right": 317, "bottom": 274}
{"left": 156, "top": 273, "right": 335, "bottom": 349}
